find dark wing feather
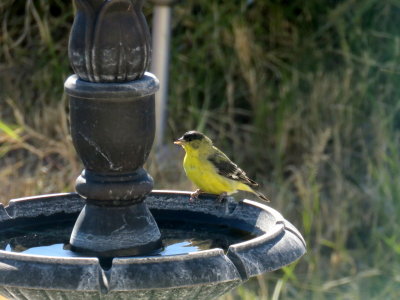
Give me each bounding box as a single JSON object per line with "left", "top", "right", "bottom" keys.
{"left": 208, "top": 148, "right": 258, "bottom": 188}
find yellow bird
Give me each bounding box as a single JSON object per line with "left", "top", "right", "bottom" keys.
{"left": 174, "top": 131, "right": 269, "bottom": 202}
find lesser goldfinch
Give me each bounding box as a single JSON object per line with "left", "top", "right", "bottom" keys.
{"left": 174, "top": 131, "right": 269, "bottom": 202}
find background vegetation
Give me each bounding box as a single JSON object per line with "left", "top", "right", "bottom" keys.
{"left": 1, "top": 0, "right": 400, "bottom": 299}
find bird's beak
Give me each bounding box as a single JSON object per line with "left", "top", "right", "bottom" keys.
{"left": 174, "top": 137, "right": 185, "bottom": 145}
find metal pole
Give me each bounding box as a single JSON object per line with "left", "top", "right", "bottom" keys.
{"left": 150, "top": 0, "right": 176, "bottom": 149}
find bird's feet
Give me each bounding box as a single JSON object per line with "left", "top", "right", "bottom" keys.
{"left": 189, "top": 189, "right": 202, "bottom": 202}
{"left": 216, "top": 192, "right": 228, "bottom": 203}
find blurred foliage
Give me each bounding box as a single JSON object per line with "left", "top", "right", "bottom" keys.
{"left": 1, "top": 0, "right": 400, "bottom": 299}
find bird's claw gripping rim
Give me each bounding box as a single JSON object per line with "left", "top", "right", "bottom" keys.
{"left": 217, "top": 192, "right": 228, "bottom": 203}
{"left": 189, "top": 189, "right": 202, "bottom": 201}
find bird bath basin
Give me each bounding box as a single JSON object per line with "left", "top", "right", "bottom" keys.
{"left": 0, "top": 191, "right": 305, "bottom": 300}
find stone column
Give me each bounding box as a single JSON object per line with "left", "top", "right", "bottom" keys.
{"left": 64, "top": 0, "right": 162, "bottom": 256}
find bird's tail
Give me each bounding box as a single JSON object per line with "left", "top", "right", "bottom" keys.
{"left": 239, "top": 184, "right": 271, "bottom": 202}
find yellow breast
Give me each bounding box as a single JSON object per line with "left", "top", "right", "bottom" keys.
{"left": 183, "top": 153, "right": 240, "bottom": 195}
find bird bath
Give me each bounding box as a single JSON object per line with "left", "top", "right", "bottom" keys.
{"left": 0, "top": 191, "right": 305, "bottom": 300}
{"left": 0, "top": 1, "right": 306, "bottom": 299}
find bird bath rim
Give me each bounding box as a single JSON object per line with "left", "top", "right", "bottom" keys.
{"left": 0, "top": 190, "right": 305, "bottom": 266}
{"left": 0, "top": 190, "right": 306, "bottom": 299}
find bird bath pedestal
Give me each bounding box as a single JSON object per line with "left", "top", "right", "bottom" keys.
{"left": 0, "top": 1, "right": 306, "bottom": 299}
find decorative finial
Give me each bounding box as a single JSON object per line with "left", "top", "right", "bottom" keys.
{"left": 69, "top": 0, "right": 151, "bottom": 82}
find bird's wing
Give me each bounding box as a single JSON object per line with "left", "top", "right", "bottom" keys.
{"left": 207, "top": 148, "right": 259, "bottom": 187}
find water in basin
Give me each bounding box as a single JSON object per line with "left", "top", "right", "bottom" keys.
{"left": 0, "top": 216, "right": 256, "bottom": 258}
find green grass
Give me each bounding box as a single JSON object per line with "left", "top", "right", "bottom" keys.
{"left": 1, "top": 0, "right": 400, "bottom": 299}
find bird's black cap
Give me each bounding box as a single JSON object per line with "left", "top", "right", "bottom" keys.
{"left": 181, "top": 131, "right": 205, "bottom": 142}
